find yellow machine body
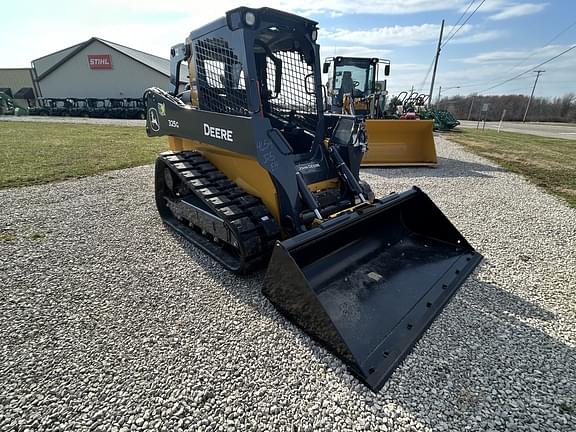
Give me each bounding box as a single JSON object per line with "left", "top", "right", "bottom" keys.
{"left": 167, "top": 136, "right": 339, "bottom": 226}
{"left": 363, "top": 119, "right": 437, "bottom": 167}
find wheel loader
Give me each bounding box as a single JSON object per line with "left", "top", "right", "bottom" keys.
{"left": 323, "top": 56, "right": 437, "bottom": 166}
{"left": 144, "top": 7, "right": 482, "bottom": 391}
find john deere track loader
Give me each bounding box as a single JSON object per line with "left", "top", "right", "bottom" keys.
{"left": 144, "top": 7, "right": 481, "bottom": 391}
{"left": 324, "top": 56, "right": 437, "bottom": 166}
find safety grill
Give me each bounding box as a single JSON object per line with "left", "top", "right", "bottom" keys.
{"left": 267, "top": 50, "right": 318, "bottom": 132}
{"left": 194, "top": 37, "right": 250, "bottom": 116}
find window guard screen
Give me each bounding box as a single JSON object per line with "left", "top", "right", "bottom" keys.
{"left": 266, "top": 50, "right": 318, "bottom": 132}
{"left": 194, "top": 37, "right": 249, "bottom": 116}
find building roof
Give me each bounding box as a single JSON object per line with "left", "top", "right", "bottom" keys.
{"left": 33, "top": 37, "right": 188, "bottom": 83}
{"left": 32, "top": 42, "right": 86, "bottom": 78}
{"left": 14, "top": 87, "right": 35, "bottom": 99}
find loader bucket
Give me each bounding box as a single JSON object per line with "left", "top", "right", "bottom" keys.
{"left": 362, "top": 119, "right": 437, "bottom": 166}
{"left": 262, "top": 187, "right": 482, "bottom": 391}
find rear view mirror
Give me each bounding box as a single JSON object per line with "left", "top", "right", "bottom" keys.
{"left": 304, "top": 73, "right": 316, "bottom": 95}
{"left": 384, "top": 65, "right": 390, "bottom": 76}
{"left": 323, "top": 62, "right": 330, "bottom": 74}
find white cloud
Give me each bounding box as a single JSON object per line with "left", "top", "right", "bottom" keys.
{"left": 319, "top": 45, "right": 392, "bottom": 59}
{"left": 391, "top": 63, "right": 431, "bottom": 72}
{"left": 0, "top": 0, "right": 478, "bottom": 67}
{"left": 431, "top": 47, "right": 576, "bottom": 97}
{"left": 459, "top": 44, "right": 571, "bottom": 64}
{"left": 322, "top": 24, "right": 502, "bottom": 47}
{"left": 6, "top": 18, "right": 194, "bottom": 67}
{"left": 324, "top": 24, "right": 472, "bottom": 47}
{"left": 3, "top": 0, "right": 569, "bottom": 97}
{"left": 94, "top": 0, "right": 467, "bottom": 16}
{"left": 458, "top": 0, "right": 504, "bottom": 12}
{"left": 450, "top": 30, "right": 505, "bottom": 44}
{"left": 489, "top": 2, "right": 548, "bottom": 20}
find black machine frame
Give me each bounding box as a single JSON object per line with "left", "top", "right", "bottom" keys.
{"left": 146, "top": 7, "right": 368, "bottom": 237}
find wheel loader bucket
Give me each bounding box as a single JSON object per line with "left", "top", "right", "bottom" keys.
{"left": 262, "top": 187, "right": 482, "bottom": 391}
{"left": 362, "top": 119, "right": 437, "bottom": 166}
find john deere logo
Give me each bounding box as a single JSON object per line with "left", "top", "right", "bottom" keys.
{"left": 158, "top": 102, "right": 166, "bottom": 116}
{"left": 148, "top": 108, "right": 160, "bottom": 132}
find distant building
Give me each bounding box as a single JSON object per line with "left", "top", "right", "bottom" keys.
{"left": 30, "top": 37, "right": 187, "bottom": 100}
{"left": 0, "top": 68, "right": 37, "bottom": 106}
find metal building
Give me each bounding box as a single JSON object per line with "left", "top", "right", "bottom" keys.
{"left": 31, "top": 37, "right": 187, "bottom": 99}
{"left": 0, "top": 68, "right": 37, "bottom": 106}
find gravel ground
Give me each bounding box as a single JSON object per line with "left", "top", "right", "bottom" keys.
{"left": 0, "top": 137, "right": 575, "bottom": 432}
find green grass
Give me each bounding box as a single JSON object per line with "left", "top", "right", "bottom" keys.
{"left": 30, "top": 232, "right": 45, "bottom": 241}
{"left": 0, "top": 122, "right": 166, "bottom": 188}
{"left": 449, "top": 129, "right": 576, "bottom": 208}
{"left": 0, "top": 231, "right": 16, "bottom": 242}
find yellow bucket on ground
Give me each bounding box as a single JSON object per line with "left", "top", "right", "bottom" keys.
{"left": 363, "top": 120, "right": 437, "bottom": 166}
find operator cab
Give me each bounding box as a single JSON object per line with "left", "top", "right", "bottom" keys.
{"left": 253, "top": 24, "right": 320, "bottom": 155}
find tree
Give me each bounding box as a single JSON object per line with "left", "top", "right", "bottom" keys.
{"left": 435, "top": 93, "right": 576, "bottom": 123}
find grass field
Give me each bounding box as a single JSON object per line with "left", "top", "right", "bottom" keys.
{"left": 449, "top": 129, "right": 576, "bottom": 208}
{"left": 0, "top": 122, "right": 165, "bottom": 188}
{"left": 2, "top": 121, "right": 575, "bottom": 210}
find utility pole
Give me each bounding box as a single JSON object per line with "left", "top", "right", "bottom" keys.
{"left": 437, "top": 85, "right": 459, "bottom": 109}
{"left": 428, "top": 19, "right": 445, "bottom": 107}
{"left": 523, "top": 70, "right": 544, "bottom": 123}
{"left": 467, "top": 95, "right": 476, "bottom": 120}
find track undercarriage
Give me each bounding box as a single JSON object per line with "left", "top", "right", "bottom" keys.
{"left": 155, "top": 151, "right": 279, "bottom": 273}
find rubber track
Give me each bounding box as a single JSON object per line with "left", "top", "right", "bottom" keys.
{"left": 158, "top": 151, "right": 280, "bottom": 273}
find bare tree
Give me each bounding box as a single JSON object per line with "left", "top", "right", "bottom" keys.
{"left": 437, "top": 93, "right": 576, "bottom": 122}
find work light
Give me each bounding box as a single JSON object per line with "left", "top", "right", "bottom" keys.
{"left": 244, "top": 11, "right": 256, "bottom": 26}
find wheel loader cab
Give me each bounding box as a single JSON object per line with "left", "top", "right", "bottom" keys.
{"left": 325, "top": 57, "right": 379, "bottom": 106}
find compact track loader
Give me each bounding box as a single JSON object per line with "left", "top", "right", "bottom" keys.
{"left": 144, "top": 7, "right": 482, "bottom": 391}
{"left": 324, "top": 56, "right": 437, "bottom": 166}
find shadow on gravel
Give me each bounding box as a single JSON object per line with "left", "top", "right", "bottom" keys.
{"left": 169, "top": 228, "right": 576, "bottom": 426}
{"left": 341, "top": 277, "right": 575, "bottom": 427}
{"left": 362, "top": 157, "right": 505, "bottom": 179}
{"left": 168, "top": 228, "right": 575, "bottom": 428}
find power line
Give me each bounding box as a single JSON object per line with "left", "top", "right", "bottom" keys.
{"left": 417, "top": 57, "right": 436, "bottom": 92}
{"left": 417, "top": 0, "right": 481, "bottom": 95}
{"left": 441, "top": 0, "right": 486, "bottom": 48}
{"left": 543, "top": 19, "right": 576, "bottom": 45}
{"left": 508, "top": 86, "right": 534, "bottom": 94}
{"left": 452, "top": 75, "right": 533, "bottom": 91}
{"left": 448, "top": 19, "right": 576, "bottom": 92}
{"left": 502, "top": 18, "right": 576, "bottom": 76}
{"left": 479, "top": 44, "right": 576, "bottom": 94}
{"left": 442, "top": 0, "right": 477, "bottom": 43}
{"left": 444, "top": 86, "right": 532, "bottom": 96}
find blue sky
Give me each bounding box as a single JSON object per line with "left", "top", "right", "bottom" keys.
{"left": 2, "top": 1, "right": 574, "bottom": 98}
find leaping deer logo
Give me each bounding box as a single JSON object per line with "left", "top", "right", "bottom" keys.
{"left": 148, "top": 108, "right": 160, "bottom": 132}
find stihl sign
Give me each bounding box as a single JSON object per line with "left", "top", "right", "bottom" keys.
{"left": 87, "top": 54, "right": 112, "bottom": 69}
